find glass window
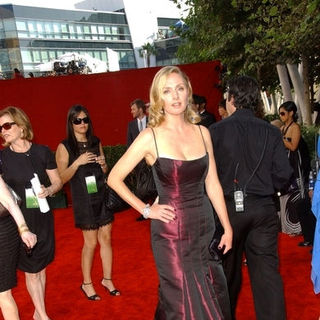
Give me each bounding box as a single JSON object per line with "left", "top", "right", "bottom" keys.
{"left": 112, "top": 26, "right": 118, "bottom": 34}
{"left": 98, "top": 26, "right": 104, "bottom": 34}
{"left": 18, "top": 32, "right": 28, "bottom": 38}
{"left": 93, "top": 51, "right": 100, "bottom": 59}
{"left": 44, "top": 23, "right": 52, "bottom": 33}
{"left": 101, "top": 52, "right": 107, "bottom": 61}
{"left": 83, "top": 26, "right": 90, "bottom": 34}
{"left": 33, "top": 51, "right": 41, "bottom": 63}
{"left": 37, "top": 23, "right": 43, "bottom": 32}
{"left": 105, "top": 26, "right": 111, "bottom": 34}
{"left": 27, "top": 21, "right": 35, "bottom": 32}
{"left": 16, "top": 21, "right": 27, "bottom": 31}
{"left": 76, "top": 25, "right": 82, "bottom": 34}
{"left": 61, "top": 24, "right": 68, "bottom": 33}
{"left": 21, "top": 50, "right": 32, "bottom": 63}
{"left": 57, "top": 51, "right": 64, "bottom": 57}
{"left": 91, "top": 25, "right": 97, "bottom": 34}
{"left": 69, "top": 25, "right": 75, "bottom": 33}
{"left": 49, "top": 51, "right": 56, "bottom": 60}
{"left": 53, "top": 23, "right": 60, "bottom": 33}
{"left": 41, "top": 51, "right": 49, "bottom": 62}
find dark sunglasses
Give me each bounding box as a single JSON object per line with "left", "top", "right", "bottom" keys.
{"left": 72, "top": 117, "right": 89, "bottom": 125}
{"left": 0, "top": 122, "right": 16, "bottom": 132}
{"left": 279, "top": 112, "right": 286, "bottom": 116}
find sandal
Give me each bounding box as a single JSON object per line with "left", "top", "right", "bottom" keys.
{"left": 80, "top": 282, "right": 101, "bottom": 301}
{"left": 101, "top": 278, "right": 120, "bottom": 296}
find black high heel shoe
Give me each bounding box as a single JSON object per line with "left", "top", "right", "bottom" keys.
{"left": 80, "top": 282, "right": 101, "bottom": 301}
{"left": 101, "top": 278, "right": 120, "bottom": 296}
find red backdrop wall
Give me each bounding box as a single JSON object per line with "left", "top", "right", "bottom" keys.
{"left": 0, "top": 61, "right": 222, "bottom": 150}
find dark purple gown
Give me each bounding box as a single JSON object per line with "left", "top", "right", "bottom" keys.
{"left": 151, "top": 152, "right": 231, "bottom": 320}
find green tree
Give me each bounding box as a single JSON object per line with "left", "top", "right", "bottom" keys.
{"left": 139, "top": 42, "right": 157, "bottom": 67}
{"left": 173, "top": 0, "right": 320, "bottom": 117}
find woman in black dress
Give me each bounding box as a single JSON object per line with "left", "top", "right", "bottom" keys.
{"left": 0, "top": 107, "right": 62, "bottom": 320}
{"left": 55, "top": 105, "right": 119, "bottom": 300}
{"left": 0, "top": 175, "right": 37, "bottom": 320}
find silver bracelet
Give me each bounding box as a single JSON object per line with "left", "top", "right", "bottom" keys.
{"left": 142, "top": 204, "right": 151, "bottom": 219}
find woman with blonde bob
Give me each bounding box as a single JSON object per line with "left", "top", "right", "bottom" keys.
{"left": 108, "top": 66, "right": 233, "bottom": 319}
{"left": 0, "top": 107, "right": 62, "bottom": 320}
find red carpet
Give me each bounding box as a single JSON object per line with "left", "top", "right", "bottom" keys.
{"left": 2, "top": 208, "right": 319, "bottom": 320}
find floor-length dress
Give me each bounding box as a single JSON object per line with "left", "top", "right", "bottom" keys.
{"left": 150, "top": 128, "right": 230, "bottom": 320}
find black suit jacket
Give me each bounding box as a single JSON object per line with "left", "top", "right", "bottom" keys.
{"left": 126, "top": 117, "right": 148, "bottom": 147}
{"left": 199, "top": 110, "right": 216, "bottom": 128}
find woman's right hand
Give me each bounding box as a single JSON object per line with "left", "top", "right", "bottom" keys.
{"left": 75, "top": 152, "right": 96, "bottom": 167}
{"left": 21, "top": 231, "right": 37, "bottom": 249}
{"left": 148, "top": 203, "right": 176, "bottom": 223}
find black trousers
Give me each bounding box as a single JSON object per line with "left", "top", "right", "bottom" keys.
{"left": 223, "top": 195, "right": 286, "bottom": 320}
{"left": 297, "top": 196, "right": 316, "bottom": 243}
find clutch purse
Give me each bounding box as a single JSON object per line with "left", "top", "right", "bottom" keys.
{"left": 208, "top": 222, "right": 224, "bottom": 261}
{"left": 105, "top": 185, "right": 130, "bottom": 213}
{"left": 0, "top": 184, "right": 22, "bottom": 218}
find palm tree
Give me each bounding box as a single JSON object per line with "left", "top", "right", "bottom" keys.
{"left": 139, "top": 42, "right": 157, "bottom": 67}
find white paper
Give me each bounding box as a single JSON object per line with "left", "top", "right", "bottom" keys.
{"left": 30, "top": 173, "right": 50, "bottom": 213}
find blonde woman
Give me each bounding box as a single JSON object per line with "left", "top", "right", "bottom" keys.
{"left": 0, "top": 107, "right": 62, "bottom": 320}
{"left": 108, "top": 66, "right": 232, "bottom": 319}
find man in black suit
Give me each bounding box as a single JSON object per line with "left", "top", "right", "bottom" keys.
{"left": 127, "top": 99, "right": 147, "bottom": 147}
{"left": 192, "top": 94, "right": 216, "bottom": 127}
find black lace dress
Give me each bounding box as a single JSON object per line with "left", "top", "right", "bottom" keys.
{"left": 62, "top": 136, "right": 113, "bottom": 229}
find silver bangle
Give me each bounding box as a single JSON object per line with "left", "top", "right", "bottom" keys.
{"left": 142, "top": 204, "right": 151, "bottom": 219}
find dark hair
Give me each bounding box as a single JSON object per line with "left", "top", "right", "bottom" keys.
{"left": 192, "top": 94, "right": 202, "bottom": 105}
{"left": 130, "top": 99, "right": 146, "bottom": 113}
{"left": 279, "top": 101, "right": 298, "bottom": 122}
{"left": 227, "top": 75, "right": 261, "bottom": 112}
{"left": 66, "top": 104, "right": 94, "bottom": 156}
{"left": 199, "top": 95, "right": 207, "bottom": 106}
{"left": 218, "top": 99, "right": 226, "bottom": 110}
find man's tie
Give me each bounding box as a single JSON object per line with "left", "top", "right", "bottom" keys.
{"left": 139, "top": 119, "right": 143, "bottom": 132}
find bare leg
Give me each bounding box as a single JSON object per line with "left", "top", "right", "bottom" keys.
{"left": 81, "top": 229, "right": 100, "bottom": 299}
{"left": 99, "top": 224, "right": 120, "bottom": 295}
{"left": 25, "top": 270, "right": 50, "bottom": 320}
{"left": 0, "top": 290, "right": 19, "bottom": 320}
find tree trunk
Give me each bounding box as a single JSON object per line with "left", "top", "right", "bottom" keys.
{"left": 300, "top": 55, "right": 312, "bottom": 125}
{"left": 276, "top": 64, "right": 292, "bottom": 102}
{"left": 270, "top": 93, "right": 277, "bottom": 114}
{"left": 287, "top": 63, "right": 311, "bottom": 125}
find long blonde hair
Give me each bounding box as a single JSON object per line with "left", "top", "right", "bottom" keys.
{"left": 0, "top": 106, "right": 34, "bottom": 147}
{"left": 148, "top": 66, "right": 200, "bottom": 128}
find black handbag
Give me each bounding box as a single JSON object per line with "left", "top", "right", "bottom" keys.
{"left": 0, "top": 183, "right": 22, "bottom": 218}
{"left": 208, "top": 215, "right": 225, "bottom": 261}
{"left": 134, "top": 160, "right": 157, "bottom": 202}
{"left": 105, "top": 185, "right": 130, "bottom": 213}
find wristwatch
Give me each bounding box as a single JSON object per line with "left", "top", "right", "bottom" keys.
{"left": 142, "top": 204, "right": 151, "bottom": 219}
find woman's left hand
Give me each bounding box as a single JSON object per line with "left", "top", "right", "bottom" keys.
{"left": 95, "top": 155, "right": 106, "bottom": 167}
{"left": 37, "top": 185, "right": 51, "bottom": 198}
{"left": 219, "top": 229, "right": 233, "bottom": 255}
